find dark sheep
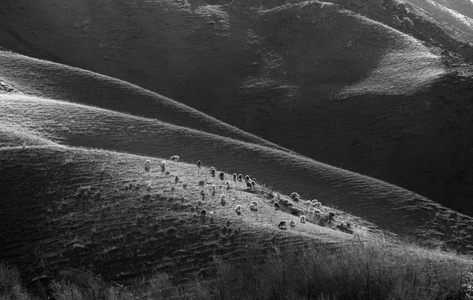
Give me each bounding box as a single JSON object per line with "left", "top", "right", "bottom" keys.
{"left": 219, "top": 172, "right": 225, "bottom": 181}
{"left": 290, "top": 192, "right": 300, "bottom": 200}
{"left": 233, "top": 173, "right": 237, "bottom": 181}
{"left": 237, "top": 174, "right": 243, "bottom": 182}
{"left": 293, "top": 196, "right": 299, "bottom": 203}
{"left": 200, "top": 209, "right": 206, "bottom": 223}
{"left": 209, "top": 167, "right": 216, "bottom": 177}
{"left": 250, "top": 180, "right": 256, "bottom": 189}
{"left": 329, "top": 212, "right": 335, "bottom": 221}
{"left": 290, "top": 220, "right": 296, "bottom": 228}
{"left": 245, "top": 175, "right": 250, "bottom": 182}
{"left": 278, "top": 221, "right": 287, "bottom": 230}
{"left": 246, "top": 182, "right": 253, "bottom": 189}
{"left": 197, "top": 160, "right": 202, "bottom": 168}
{"left": 274, "top": 203, "right": 280, "bottom": 210}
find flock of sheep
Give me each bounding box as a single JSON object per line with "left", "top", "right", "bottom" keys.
{"left": 144, "top": 155, "right": 339, "bottom": 232}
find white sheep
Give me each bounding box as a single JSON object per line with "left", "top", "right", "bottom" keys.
{"left": 170, "top": 155, "right": 180, "bottom": 161}
{"left": 250, "top": 201, "right": 257, "bottom": 207}
{"left": 311, "top": 200, "right": 321, "bottom": 208}
{"left": 290, "top": 220, "right": 296, "bottom": 228}
{"left": 300, "top": 215, "right": 307, "bottom": 223}
{"left": 144, "top": 160, "right": 151, "bottom": 172}
{"left": 225, "top": 180, "right": 231, "bottom": 190}
{"left": 305, "top": 200, "right": 311, "bottom": 206}
{"left": 210, "top": 211, "right": 214, "bottom": 223}
{"left": 235, "top": 205, "right": 242, "bottom": 214}
{"left": 290, "top": 192, "right": 300, "bottom": 200}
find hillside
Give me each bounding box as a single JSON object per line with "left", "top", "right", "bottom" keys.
{"left": 1, "top": 0, "right": 473, "bottom": 217}
{"left": 0, "top": 143, "right": 361, "bottom": 282}
{"left": 0, "top": 52, "right": 288, "bottom": 153}
{"left": 2, "top": 92, "right": 473, "bottom": 256}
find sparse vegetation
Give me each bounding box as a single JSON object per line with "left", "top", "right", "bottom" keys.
{"left": 4, "top": 239, "right": 471, "bottom": 300}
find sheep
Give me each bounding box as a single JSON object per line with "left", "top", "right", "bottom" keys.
{"left": 161, "top": 161, "right": 166, "bottom": 173}
{"left": 237, "top": 174, "right": 243, "bottom": 182}
{"left": 197, "top": 160, "right": 202, "bottom": 168}
{"left": 290, "top": 220, "right": 296, "bottom": 228}
{"left": 174, "top": 176, "right": 179, "bottom": 183}
{"left": 293, "top": 196, "right": 299, "bottom": 203}
{"left": 246, "top": 182, "right": 253, "bottom": 189}
{"left": 209, "top": 167, "right": 216, "bottom": 177}
{"left": 274, "top": 203, "right": 280, "bottom": 210}
{"left": 232, "top": 173, "right": 237, "bottom": 181}
{"left": 311, "top": 200, "right": 321, "bottom": 208}
{"left": 219, "top": 172, "right": 225, "bottom": 181}
{"left": 300, "top": 215, "right": 307, "bottom": 223}
{"left": 200, "top": 190, "right": 205, "bottom": 201}
{"left": 225, "top": 180, "right": 231, "bottom": 190}
{"left": 290, "top": 192, "right": 300, "bottom": 200}
{"left": 200, "top": 209, "right": 206, "bottom": 223}
{"left": 328, "top": 212, "right": 335, "bottom": 221}
{"left": 278, "top": 221, "right": 287, "bottom": 230}
{"left": 235, "top": 205, "right": 242, "bottom": 215}
{"left": 220, "top": 194, "right": 226, "bottom": 206}
{"left": 170, "top": 155, "right": 180, "bottom": 161}
{"left": 245, "top": 175, "right": 250, "bottom": 182}
{"left": 144, "top": 160, "right": 151, "bottom": 172}
{"left": 210, "top": 211, "right": 214, "bottom": 224}
{"left": 346, "top": 40, "right": 353, "bottom": 49}
{"left": 250, "top": 204, "right": 258, "bottom": 211}
{"left": 250, "top": 201, "right": 257, "bottom": 207}
{"left": 250, "top": 180, "right": 256, "bottom": 189}
{"left": 212, "top": 184, "right": 216, "bottom": 197}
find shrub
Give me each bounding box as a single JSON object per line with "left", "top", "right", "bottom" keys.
{"left": 0, "top": 261, "right": 29, "bottom": 299}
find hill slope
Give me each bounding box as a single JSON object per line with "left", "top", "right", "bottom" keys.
{"left": 0, "top": 51, "right": 288, "bottom": 153}
{"left": 2, "top": 0, "right": 473, "bottom": 217}
{"left": 2, "top": 93, "right": 472, "bottom": 255}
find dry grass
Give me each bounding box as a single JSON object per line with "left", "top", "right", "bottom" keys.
{"left": 2, "top": 0, "right": 472, "bottom": 221}
{"left": 1, "top": 94, "right": 472, "bottom": 253}
{"left": 1, "top": 239, "right": 472, "bottom": 300}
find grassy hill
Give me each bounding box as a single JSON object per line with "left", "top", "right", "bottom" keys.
{"left": 1, "top": 0, "right": 473, "bottom": 217}
{"left": 1, "top": 125, "right": 473, "bottom": 298}
{"left": 1, "top": 92, "right": 472, "bottom": 254}
{"left": 0, "top": 51, "right": 288, "bottom": 153}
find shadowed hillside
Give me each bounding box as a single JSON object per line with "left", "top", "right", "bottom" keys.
{"left": 0, "top": 52, "right": 288, "bottom": 153}
{"left": 2, "top": 0, "right": 473, "bottom": 217}
{"left": 2, "top": 93, "right": 473, "bottom": 256}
